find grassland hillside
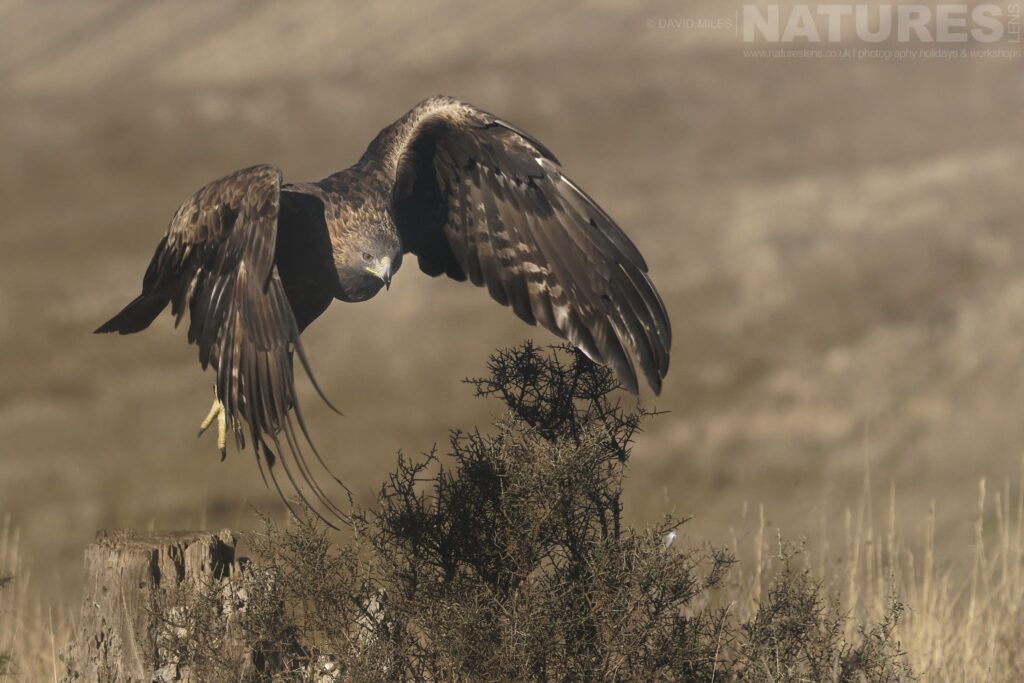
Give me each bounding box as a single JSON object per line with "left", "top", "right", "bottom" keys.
{"left": 1, "top": 2, "right": 1022, "bottom": 677}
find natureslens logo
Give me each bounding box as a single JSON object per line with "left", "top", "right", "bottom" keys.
{"left": 741, "top": 4, "right": 1019, "bottom": 43}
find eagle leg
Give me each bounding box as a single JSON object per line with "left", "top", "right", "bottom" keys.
{"left": 197, "top": 395, "right": 229, "bottom": 461}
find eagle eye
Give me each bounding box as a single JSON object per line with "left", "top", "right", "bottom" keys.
{"left": 361, "top": 252, "right": 373, "bottom": 262}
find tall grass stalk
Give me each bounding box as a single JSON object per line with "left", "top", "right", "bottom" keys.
{"left": 723, "top": 460, "right": 1024, "bottom": 680}
{"left": 0, "top": 515, "right": 69, "bottom": 683}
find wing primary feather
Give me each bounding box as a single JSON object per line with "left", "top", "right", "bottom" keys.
{"left": 619, "top": 262, "right": 672, "bottom": 350}
{"left": 265, "top": 433, "right": 343, "bottom": 530}
{"left": 261, "top": 439, "right": 341, "bottom": 531}
{"left": 606, "top": 276, "right": 663, "bottom": 394}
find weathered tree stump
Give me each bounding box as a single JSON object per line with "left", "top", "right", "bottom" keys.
{"left": 61, "top": 529, "right": 236, "bottom": 683}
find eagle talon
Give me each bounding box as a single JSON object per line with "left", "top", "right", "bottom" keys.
{"left": 197, "top": 398, "right": 229, "bottom": 460}
{"left": 197, "top": 399, "right": 220, "bottom": 436}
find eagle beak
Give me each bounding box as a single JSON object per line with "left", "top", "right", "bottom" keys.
{"left": 369, "top": 256, "right": 393, "bottom": 290}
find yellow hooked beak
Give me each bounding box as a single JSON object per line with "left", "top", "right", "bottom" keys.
{"left": 366, "top": 256, "right": 393, "bottom": 290}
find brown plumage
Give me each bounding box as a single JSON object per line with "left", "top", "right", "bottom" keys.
{"left": 97, "top": 95, "right": 671, "bottom": 524}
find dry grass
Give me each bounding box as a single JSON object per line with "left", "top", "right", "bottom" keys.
{"left": 707, "top": 465, "right": 1024, "bottom": 681}
{"left": 0, "top": 516, "right": 67, "bottom": 683}
{"left": 9, "top": 473, "right": 1024, "bottom": 680}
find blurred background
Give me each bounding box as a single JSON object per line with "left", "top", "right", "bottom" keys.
{"left": 1, "top": 0, "right": 1022, "bottom": 610}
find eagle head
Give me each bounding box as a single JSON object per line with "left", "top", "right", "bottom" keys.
{"left": 334, "top": 221, "right": 403, "bottom": 303}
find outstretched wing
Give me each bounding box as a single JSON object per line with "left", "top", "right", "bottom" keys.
{"left": 375, "top": 96, "right": 670, "bottom": 393}
{"left": 96, "top": 164, "right": 348, "bottom": 524}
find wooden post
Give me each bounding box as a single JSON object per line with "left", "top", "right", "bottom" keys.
{"left": 61, "top": 529, "right": 236, "bottom": 683}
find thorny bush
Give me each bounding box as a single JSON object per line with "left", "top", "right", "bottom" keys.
{"left": 155, "top": 343, "right": 914, "bottom": 682}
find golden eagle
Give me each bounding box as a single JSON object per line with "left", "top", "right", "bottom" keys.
{"left": 97, "top": 96, "right": 671, "bottom": 522}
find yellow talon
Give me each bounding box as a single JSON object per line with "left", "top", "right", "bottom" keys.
{"left": 198, "top": 399, "right": 221, "bottom": 435}
{"left": 197, "top": 398, "right": 229, "bottom": 461}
